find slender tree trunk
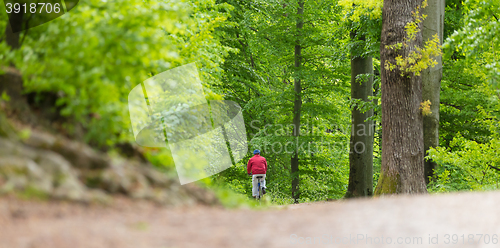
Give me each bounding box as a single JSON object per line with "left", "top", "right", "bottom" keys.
{"left": 345, "top": 33, "right": 374, "bottom": 198}
{"left": 374, "top": 0, "right": 427, "bottom": 195}
{"left": 422, "top": 0, "right": 445, "bottom": 184}
{"left": 291, "top": 0, "right": 304, "bottom": 203}
{"left": 5, "top": 12, "right": 24, "bottom": 50}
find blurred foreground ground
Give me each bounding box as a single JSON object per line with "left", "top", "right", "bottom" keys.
{"left": 2, "top": 191, "right": 500, "bottom": 248}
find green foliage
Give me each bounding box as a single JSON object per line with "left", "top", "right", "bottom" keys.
{"left": 440, "top": 58, "right": 498, "bottom": 146}
{"left": 428, "top": 134, "right": 500, "bottom": 193}
{"left": 0, "top": 0, "right": 231, "bottom": 147}
{"left": 144, "top": 148, "right": 176, "bottom": 172}
{"left": 431, "top": 16, "right": 500, "bottom": 191}
{"left": 384, "top": 0, "right": 443, "bottom": 77}
{"left": 1, "top": 91, "right": 10, "bottom": 102}
{"left": 338, "top": 0, "right": 382, "bottom": 22}
{"left": 211, "top": 184, "right": 273, "bottom": 209}
{"left": 428, "top": 169, "right": 452, "bottom": 193}
{"left": 340, "top": 0, "right": 382, "bottom": 59}
{"left": 431, "top": 13, "right": 500, "bottom": 193}
{"left": 211, "top": 0, "right": 352, "bottom": 203}
{"left": 443, "top": 0, "right": 464, "bottom": 41}
{"left": 445, "top": 0, "right": 500, "bottom": 87}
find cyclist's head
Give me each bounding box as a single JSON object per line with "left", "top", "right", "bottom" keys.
{"left": 253, "top": 149, "right": 260, "bottom": 155}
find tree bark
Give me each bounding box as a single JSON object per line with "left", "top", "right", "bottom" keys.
{"left": 345, "top": 33, "right": 374, "bottom": 198}
{"left": 291, "top": 0, "right": 304, "bottom": 203}
{"left": 422, "top": 0, "right": 445, "bottom": 184}
{"left": 374, "top": 0, "right": 427, "bottom": 195}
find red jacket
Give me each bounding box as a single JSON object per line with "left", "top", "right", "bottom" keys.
{"left": 247, "top": 154, "right": 268, "bottom": 174}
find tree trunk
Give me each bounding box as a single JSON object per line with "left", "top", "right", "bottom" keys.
{"left": 374, "top": 0, "right": 427, "bottom": 195}
{"left": 291, "top": 0, "right": 304, "bottom": 203}
{"left": 345, "top": 33, "right": 374, "bottom": 198}
{"left": 5, "top": 12, "right": 24, "bottom": 50}
{"left": 422, "top": 0, "right": 445, "bottom": 184}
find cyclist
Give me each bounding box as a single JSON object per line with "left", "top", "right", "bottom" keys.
{"left": 247, "top": 149, "right": 268, "bottom": 198}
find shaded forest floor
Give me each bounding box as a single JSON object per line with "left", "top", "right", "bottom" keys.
{"left": 2, "top": 191, "right": 500, "bottom": 248}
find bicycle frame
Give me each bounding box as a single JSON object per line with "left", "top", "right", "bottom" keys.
{"left": 256, "top": 176, "right": 264, "bottom": 200}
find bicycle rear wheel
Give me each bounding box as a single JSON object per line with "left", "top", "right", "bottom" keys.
{"left": 258, "top": 180, "right": 263, "bottom": 200}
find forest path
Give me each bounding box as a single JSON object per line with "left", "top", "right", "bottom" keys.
{"left": 1, "top": 191, "right": 499, "bottom": 248}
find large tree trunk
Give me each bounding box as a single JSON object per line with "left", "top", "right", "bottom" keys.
{"left": 422, "top": 0, "right": 445, "bottom": 184}
{"left": 291, "top": 0, "right": 304, "bottom": 203}
{"left": 345, "top": 34, "right": 374, "bottom": 198}
{"left": 374, "top": 0, "right": 427, "bottom": 195}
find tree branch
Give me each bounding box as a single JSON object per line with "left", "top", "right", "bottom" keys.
{"left": 489, "top": 164, "right": 500, "bottom": 172}
{"left": 222, "top": 83, "right": 248, "bottom": 104}
{"left": 19, "top": 14, "right": 34, "bottom": 47}
{"left": 246, "top": 26, "right": 271, "bottom": 41}
{"left": 238, "top": 80, "right": 262, "bottom": 97}
{"left": 443, "top": 103, "right": 462, "bottom": 110}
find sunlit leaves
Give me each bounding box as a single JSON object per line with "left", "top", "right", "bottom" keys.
{"left": 338, "top": 0, "right": 382, "bottom": 22}
{"left": 384, "top": 1, "right": 442, "bottom": 78}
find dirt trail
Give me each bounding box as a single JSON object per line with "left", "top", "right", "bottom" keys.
{"left": 1, "top": 191, "right": 500, "bottom": 248}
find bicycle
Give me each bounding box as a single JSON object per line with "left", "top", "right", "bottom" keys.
{"left": 250, "top": 174, "right": 266, "bottom": 200}
{"left": 256, "top": 175, "right": 264, "bottom": 200}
